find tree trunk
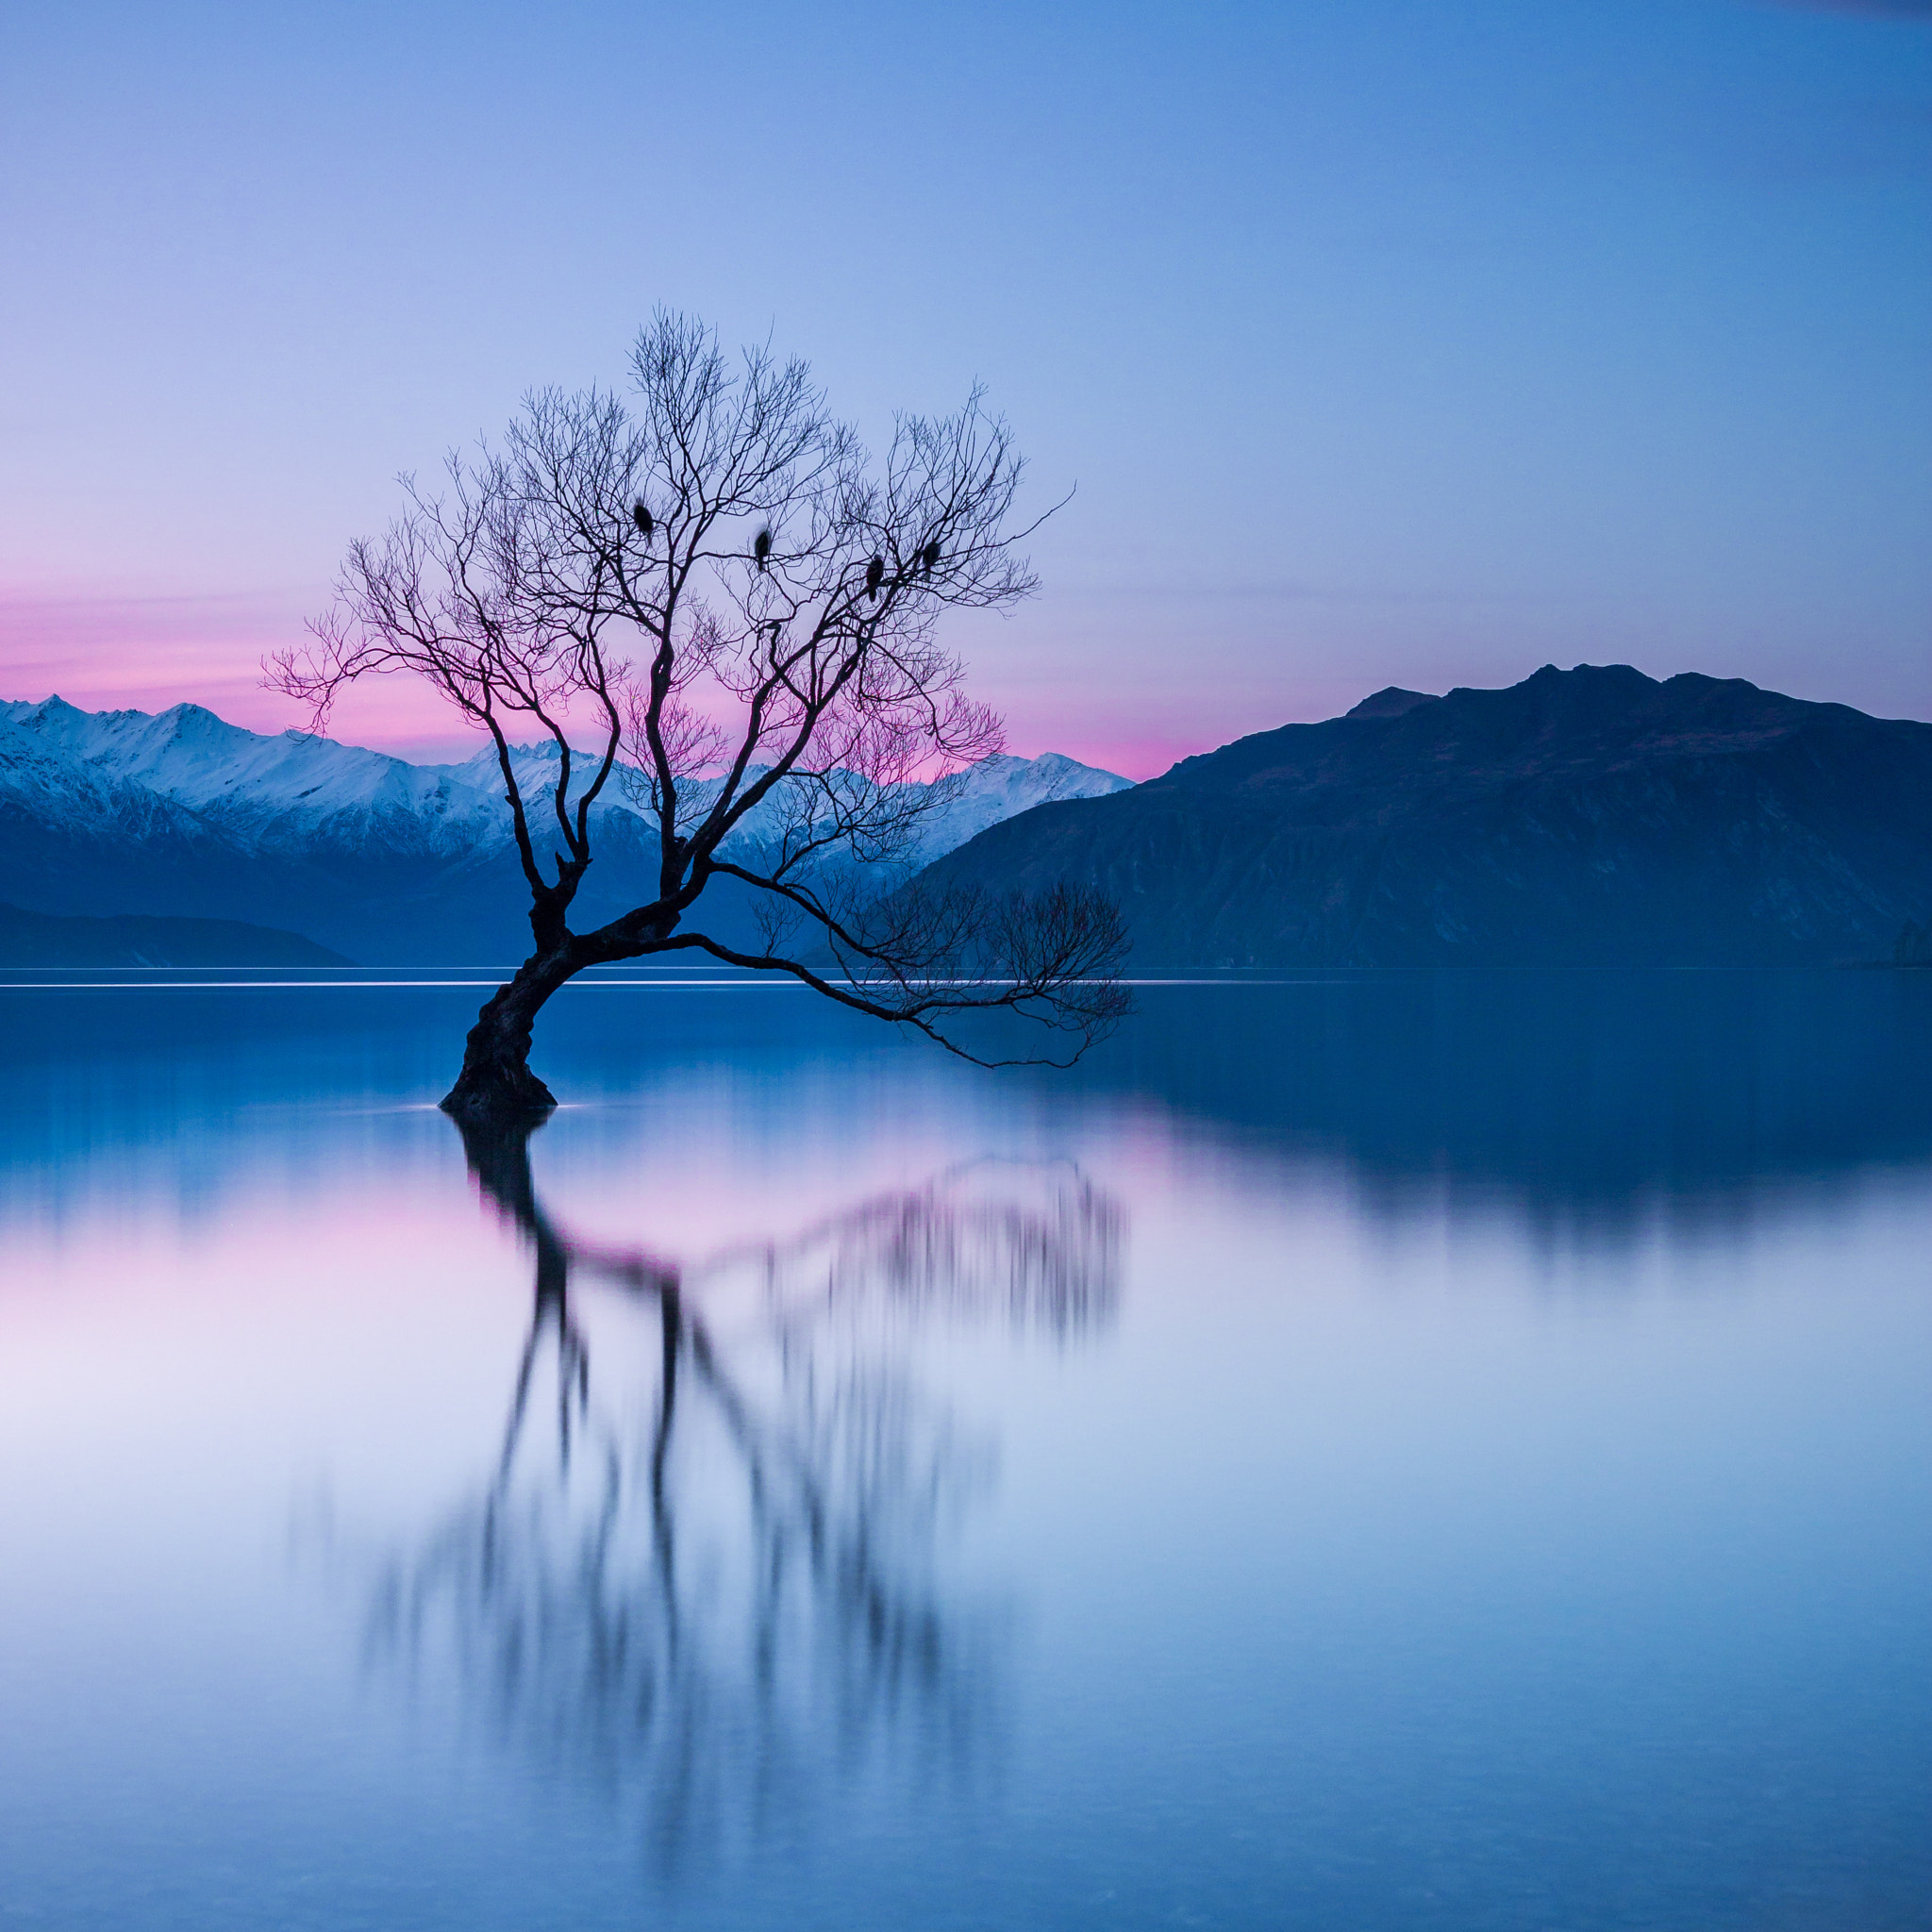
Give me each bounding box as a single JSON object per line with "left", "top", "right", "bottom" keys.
{"left": 441, "top": 950, "right": 576, "bottom": 1123}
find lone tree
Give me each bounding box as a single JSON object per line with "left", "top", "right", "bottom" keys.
{"left": 271, "top": 315, "right": 1128, "bottom": 1122}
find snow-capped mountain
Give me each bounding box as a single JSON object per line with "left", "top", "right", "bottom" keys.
{"left": 0, "top": 697, "right": 1130, "bottom": 963}
{"left": 0, "top": 697, "right": 503, "bottom": 859}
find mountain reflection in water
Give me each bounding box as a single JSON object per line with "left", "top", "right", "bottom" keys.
{"left": 8, "top": 969, "right": 1929, "bottom": 1230}
{"left": 350, "top": 1116, "right": 1122, "bottom": 1873}
{"left": 1, "top": 971, "right": 1928, "bottom": 1931}
{"left": 1070, "top": 970, "right": 1932, "bottom": 1223}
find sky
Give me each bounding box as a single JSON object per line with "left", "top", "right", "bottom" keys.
{"left": 2, "top": 0, "right": 1928, "bottom": 778}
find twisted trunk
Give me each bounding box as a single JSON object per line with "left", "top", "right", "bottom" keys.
{"left": 441, "top": 948, "right": 580, "bottom": 1123}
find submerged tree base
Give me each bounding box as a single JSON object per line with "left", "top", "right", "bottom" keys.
{"left": 440, "top": 1063, "right": 558, "bottom": 1125}
{"left": 440, "top": 956, "right": 575, "bottom": 1124}
{"left": 440, "top": 1053, "right": 558, "bottom": 1124}
{"left": 440, "top": 1017, "right": 561, "bottom": 1125}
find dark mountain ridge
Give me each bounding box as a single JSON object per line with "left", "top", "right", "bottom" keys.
{"left": 0, "top": 903, "right": 351, "bottom": 968}
{"left": 920, "top": 664, "right": 1932, "bottom": 967}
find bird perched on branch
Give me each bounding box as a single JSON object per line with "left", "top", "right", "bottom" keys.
{"left": 632, "top": 502, "right": 653, "bottom": 538}
{"left": 865, "top": 555, "right": 885, "bottom": 599}
{"left": 920, "top": 540, "right": 941, "bottom": 575}
{"left": 754, "top": 528, "right": 773, "bottom": 572}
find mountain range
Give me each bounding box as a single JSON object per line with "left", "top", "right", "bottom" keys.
{"left": 7, "top": 666, "right": 1927, "bottom": 971}
{"left": 924, "top": 664, "right": 1932, "bottom": 967}
{"left": 0, "top": 697, "right": 1130, "bottom": 965}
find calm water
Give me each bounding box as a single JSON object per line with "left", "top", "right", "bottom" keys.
{"left": 2, "top": 972, "right": 1929, "bottom": 1930}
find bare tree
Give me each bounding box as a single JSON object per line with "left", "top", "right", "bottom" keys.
{"left": 269, "top": 314, "right": 1129, "bottom": 1121}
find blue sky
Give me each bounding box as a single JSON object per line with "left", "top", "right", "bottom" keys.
{"left": 2, "top": 0, "right": 1927, "bottom": 773}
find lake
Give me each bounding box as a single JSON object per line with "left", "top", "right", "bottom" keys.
{"left": 2, "top": 970, "right": 1929, "bottom": 1930}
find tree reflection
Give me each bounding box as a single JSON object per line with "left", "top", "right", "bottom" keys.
{"left": 361, "top": 1116, "right": 1123, "bottom": 1872}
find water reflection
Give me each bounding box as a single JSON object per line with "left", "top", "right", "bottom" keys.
{"left": 4, "top": 976, "right": 1930, "bottom": 1928}
{"left": 7, "top": 973, "right": 1928, "bottom": 1237}
{"left": 1074, "top": 971, "right": 1932, "bottom": 1231}
{"left": 360, "top": 1116, "right": 1123, "bottom": 1872}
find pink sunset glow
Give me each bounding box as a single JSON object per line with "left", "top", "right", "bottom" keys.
{"left": 0, "top": 583, "right": 1289, "bottom": 778}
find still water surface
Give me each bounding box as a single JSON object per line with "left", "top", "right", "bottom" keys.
{"left": 2, "top": 972, "right": 1928, "bottom": 1929}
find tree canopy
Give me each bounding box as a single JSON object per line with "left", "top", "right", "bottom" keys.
{"left": 270, "top": 314, "right": 1128, "bottom": 1118}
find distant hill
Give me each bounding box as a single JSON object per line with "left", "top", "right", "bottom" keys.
{"left": 0, "top": 903, "right": 349, "bottom": 968}
{"left": 918, "top": 665, "right": 1932, "bottom": 967}
{"left": 0, "top": 698, "right": 1129, "bottom": 965}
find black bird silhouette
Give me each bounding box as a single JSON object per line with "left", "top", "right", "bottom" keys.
{"left": 920, "top": 540, "right": 941, "bottom": 575}
{"left": 754, "top": 528, "right": 773, "bottom": 572}
{"left": 866, "top": 554, "right": 885, "bottom": 599}
{"left": 632, "top": 502, "right": 653, "bottom": 539}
